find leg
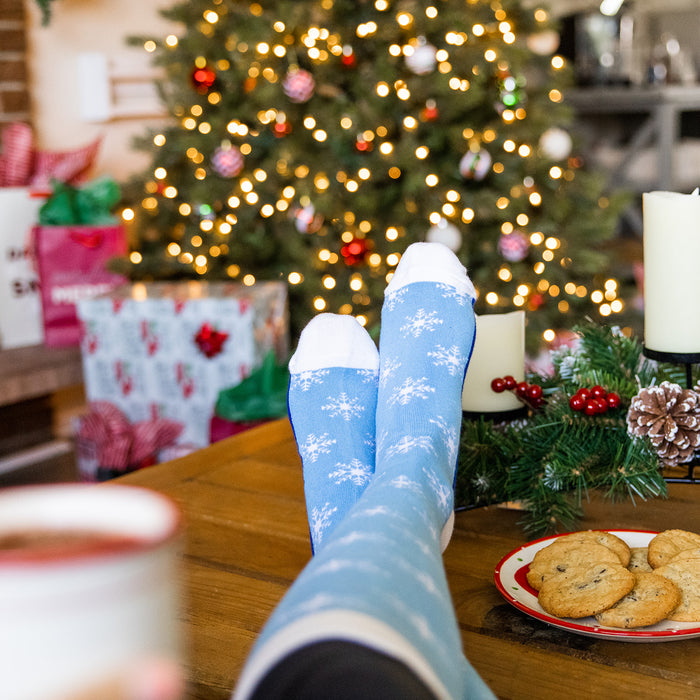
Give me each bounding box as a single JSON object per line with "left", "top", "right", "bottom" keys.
{"left": 234, "top": 244, "right": 493, "bottom": 700}
{"left": 288, "top": 313, "right": 379, "bottom": 553}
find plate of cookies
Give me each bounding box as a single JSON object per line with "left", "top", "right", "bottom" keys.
{"left": 494, "top": 528, "right": 700, "bottom": 640}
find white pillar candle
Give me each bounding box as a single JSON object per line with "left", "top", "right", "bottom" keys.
{"left": 462, "top": 310, "right": 525, "bottom": 413}
{"left": 643, "top": 189, "right": 700, "bottom": 354}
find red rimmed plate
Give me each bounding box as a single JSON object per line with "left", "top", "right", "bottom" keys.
{"left": 494, "top": 529, "right": 700, "bottom": 642}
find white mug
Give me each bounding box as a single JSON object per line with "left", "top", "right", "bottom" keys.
{"left": 0, "top": 484, "right": 183, "bottom": 700}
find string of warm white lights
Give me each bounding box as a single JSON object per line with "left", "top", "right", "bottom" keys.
{"left": 121, "top": 0, "right": 629, "bottom": 347}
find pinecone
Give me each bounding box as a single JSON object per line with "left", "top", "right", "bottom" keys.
{"left": 627, "top": 381, "right": 700, "bottom": 466}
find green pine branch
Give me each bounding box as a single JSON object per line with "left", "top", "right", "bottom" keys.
{"left": 457, "top": 322, "right": 672, "bottom": 536}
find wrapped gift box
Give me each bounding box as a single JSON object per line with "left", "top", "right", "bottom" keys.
{"left": 77, "top": 281, "right": 288, "bottom": 448}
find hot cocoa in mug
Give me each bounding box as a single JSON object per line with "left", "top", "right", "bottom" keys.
{"left": 0, "top": 484, "right": 183, "bottom": 700}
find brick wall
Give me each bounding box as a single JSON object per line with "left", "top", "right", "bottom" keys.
{"left": 0, "top": 0, "right": 31, "bottom": 135}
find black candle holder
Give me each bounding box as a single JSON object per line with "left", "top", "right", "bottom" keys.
{"left": 643, "top": 346, "right": 700, "bottom": 484}
{"left": 462, "top": 406, "right": 529, "bottom": 422}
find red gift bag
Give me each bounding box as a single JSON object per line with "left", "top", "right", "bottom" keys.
{"left": 33, "top": 224, "right": 128, "bottom": 347}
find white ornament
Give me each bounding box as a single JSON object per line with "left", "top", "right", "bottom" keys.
{"left": 405, "top": 38, "right": 437, "bottom": 75}
{"left": 426, "top": 218, "right": 462, "bottom": 252}
{"left": 539, "top": 127, "right": 573, "bottom": 161}
{"left": 526, "top": 30, "right": 560, "bottom": 56}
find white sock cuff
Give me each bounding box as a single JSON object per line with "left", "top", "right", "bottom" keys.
{"left": 232, "top": 611, "right": 454, "bottom": 700}
{"left": 289, "top": 313, "right": 379, "bottom": 373}
{"left": 385, "top": 242, "right": 476, "bottom": 300}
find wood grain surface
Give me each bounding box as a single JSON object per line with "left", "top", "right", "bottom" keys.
{"left": 117, "top": 418, "right": 700, "bottom": 699}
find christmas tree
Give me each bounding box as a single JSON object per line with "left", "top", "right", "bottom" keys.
{"left": 118, "top": 0, "right": 630, "bottom": 347}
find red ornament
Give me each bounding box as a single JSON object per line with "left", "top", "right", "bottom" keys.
{"left": 191, "top": 65, "right": 217, "bottom": 93}
{"left": 273, "top": 119, "right": 292, "bottom": 137}
{"left": 341, "top": 237, "right": 370, "bottom": 266}
{"left": 569, "top": 386, "right": 622, "bottom": 415}
{"left": 355, "top": 136, "right": 373, "bottom": 153}
{"left": 569, "top": 394, "right": 585, "bottom": 411}
{"left": 515, "top": 381, "right": 530, "bottom": 399}
{"left": 283, "top": 68, "right": 315, "bottom": 103}
{"left": 490, "top": 376, "right": 545, "bottom": 409}
{"left": 584, "top": 400, "right": 599, "bottom": 416}
{"left": 211, "top": 145, "right": 244, "bottom": 178}
{"left": 341, "top": 46, "right": 356, "bottom": 67}
{"left": 194, "top": 322, "right": 229, "bottom": 358}
{"left": 606, "top": 392, "right": 621, "bottom": 409}
{"left": 421, "top": 99, "right": 439, "bottom": 121}
{"left": 490, "top": 377, "right": 506, "bottom": 393}
{"left": 527, "top": 384, "right": 543, "bottom": 401}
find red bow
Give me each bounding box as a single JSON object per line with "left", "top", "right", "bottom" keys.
{"left": 0, "top": 122, "right": 101, "bottom": 189}
{"left": 194, "top": 322, "right": 229, "bottom": 358}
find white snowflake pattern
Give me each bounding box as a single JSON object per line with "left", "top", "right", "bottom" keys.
{"left": 329, "top": 458, "right": 373, "bottom": 487}
{"left": 383, "top": 286, "right": 408, "bottom": 311}
{"left": 356, "top": 368, "right": 379, "bottom": 384}
{"left": 411, "top": 612, "right": 437, "bottom": 641}
{"left": 299, "top": 432, "right": 336, "bottom": 463}
{"left": 388, "top": 377, "right": 435, "bottom": 406}
{"left": 315, "top": 558, "right": 384, "bottom": 576}
{"left": 310, "top": 502, "right": 338, "bottom": 544}
{"left": 329, "top": 531, "right": 380, "bottom": 548}
{"left": 291, "top": 368, "right": 330, "bottom": 392}
{"left": 429, "top": 415, "right": 459, "bottom": 465}
{"left": 379, "top": 356, "right": 402, "bottom": 388}
{"left": 427, "top": 344, "right": 467, "bottom": 376}
{"left": 389, "top": 474, "right": 423, "bottom": 494}
{"left": 400, "top": 308, "right": 443, "bottom": 338}
{"left": 436, "top": 282, "right": 473, "bottom": 306}
{"left": 322, "top": 392, "right": 366, "bottom": 420}
{"left": 385, "top": 434, "right": 435, "bottom": 457}
{"left": 353, "top": 505, "right": 391, "bottom": 518}
{"left": 414, "top": 570, "right": 440, "bottom": 596}
{"left": 423, "top": 466, "right": 452, "bottom": 515}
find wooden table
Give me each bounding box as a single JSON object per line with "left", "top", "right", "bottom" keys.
{"left": 117, "top": 418, "right": 700, "bottom": 699}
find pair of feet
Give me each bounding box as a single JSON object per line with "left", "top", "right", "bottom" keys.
{"left": 234, "top": 243, "right": 497, "bottom": 700}
{"left": 288, "top": 242, "right": 477, "bottom": 553}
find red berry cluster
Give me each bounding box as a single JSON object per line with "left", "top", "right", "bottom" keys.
{"left": 568, "top": 385, "right": 621, "bottom": 416}
{"left": 490, "top": 375, "right": 544, "bottom": 409}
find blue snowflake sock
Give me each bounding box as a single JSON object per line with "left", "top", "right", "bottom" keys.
{"left": 234, "top": 245, "right": 494, "bottom": 700}
{"left": 377, "top": 241, "right": 477, "bottom": 550}
{"left": 287, "top": 313, "right": 379, "bottom": 554}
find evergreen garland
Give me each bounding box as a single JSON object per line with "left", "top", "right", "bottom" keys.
{"left": 456, "top": 323, "right": 686, "bottom": 536}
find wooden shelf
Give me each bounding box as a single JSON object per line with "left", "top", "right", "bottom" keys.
{"left": 0, "top": 344, "right": 83, "bottom": 408}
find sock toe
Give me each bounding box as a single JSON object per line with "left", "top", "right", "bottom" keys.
{"left": 289, "top": 314, "right": 379, "bottom": 374}
{"left": 385, "top": 242, "right": 476, "bottom": 299}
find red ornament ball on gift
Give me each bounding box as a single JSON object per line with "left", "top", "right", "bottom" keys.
{"left": 341, "top": 237, "right": 370, "bottom": 266}
{"left": 191, "top": 65, "right": 216, "bottom": 93}
{"left": 459, "top": 149, "right": 491, "bottom": 180}
{"left": 498, "top": 230, "right": 530, "bottom": 263}
{"left": 283, "top": 68, "right": 315, "bottom": 103}
{"left": 211, "top": 146, "right": 244, "bottom": 178}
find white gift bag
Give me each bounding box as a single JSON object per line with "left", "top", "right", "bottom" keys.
{"left": 0, "top": 187, "right": 45, "bottom": 348}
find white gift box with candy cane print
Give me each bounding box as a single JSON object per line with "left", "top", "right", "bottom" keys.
{"left": 77, "top": 281, "right": 288, "bottom": 448}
